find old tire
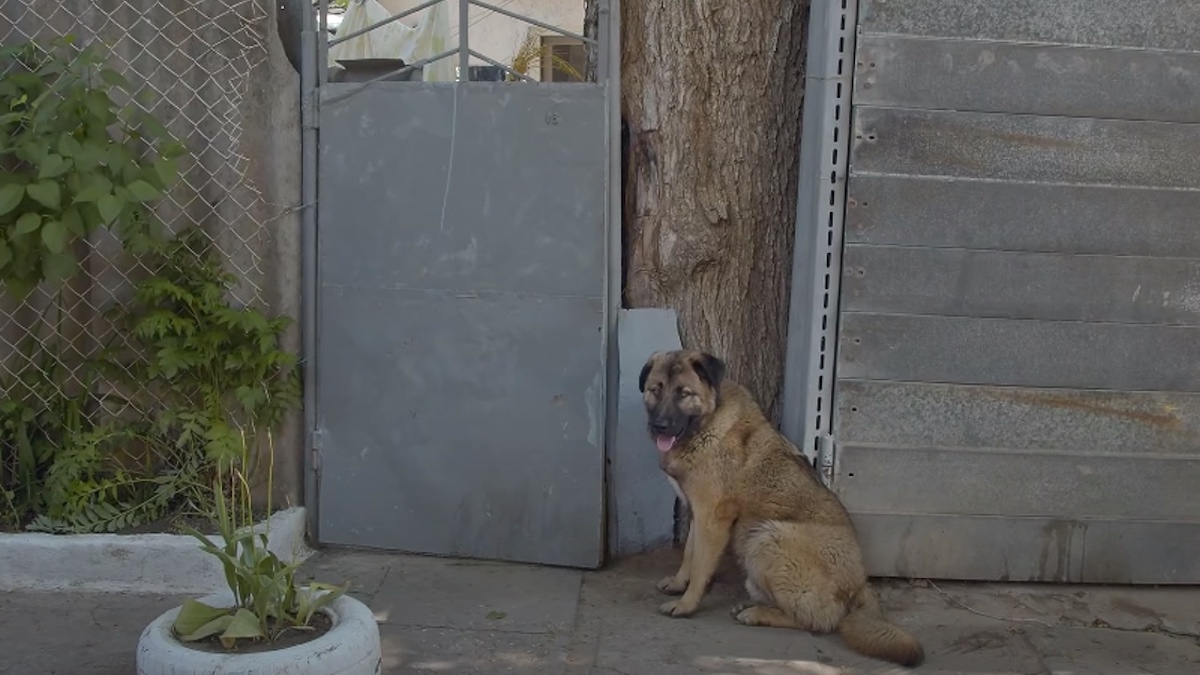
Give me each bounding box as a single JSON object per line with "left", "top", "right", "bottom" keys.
{"left": 136, "top": 591, "right": 381, "bottom": 675}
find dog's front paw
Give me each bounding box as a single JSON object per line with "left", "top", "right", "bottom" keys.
{"left": 658, "top": 599, "right": 698, "bottom": 618}
{"left": 656, "top": 576, "right": 687, "bottom": 595}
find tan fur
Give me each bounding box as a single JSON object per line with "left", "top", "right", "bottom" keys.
{"left": 640, "top": 350, "right": 925, "bottom": 668}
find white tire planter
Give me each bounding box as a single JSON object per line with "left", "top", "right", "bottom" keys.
{"left": 136, "top": 590, "right": 381, "bottom": 675}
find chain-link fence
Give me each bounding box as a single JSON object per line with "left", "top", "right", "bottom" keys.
{"left": 0, "top": 0, "right": 285, "bottom": 528}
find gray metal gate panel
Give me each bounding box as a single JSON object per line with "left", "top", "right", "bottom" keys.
{"left": 853, "top": 107, "right": 1200, "bottom": 188}
{"left": 845, "top": 177, "right": 1200, "bottom": 257}
{"left": 854, "top": 35, "right": 1200, "bottom": 124}
{"left": 836, "top": 381, "right": 1200, "bottom": 457}
{"left": 857, "top": 0, "right": 1200, "bottom": 51}
{"left": 839, "top": 314, "right": 1200, "bottom": 391}
{"left": 315, "top": 83, "right": 608, "bottom": 568}
{"left": 843, "top": 246, "right": 1200, "bottom": 325}
{"left": 849, "top": 515, "right": 1200, "bottom": 584}
{"left": 826, "top": 0, "right": 1200, "bottom": 583}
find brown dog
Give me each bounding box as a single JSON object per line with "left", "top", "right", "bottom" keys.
{"left": 639, "top": 349, "right": 925, "bottom": 668}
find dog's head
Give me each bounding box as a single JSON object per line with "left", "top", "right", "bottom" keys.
{"left": 638, "top": 349, "right": 726, "bottom": 454}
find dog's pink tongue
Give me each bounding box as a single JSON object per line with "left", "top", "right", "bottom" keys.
{"left": 655, "top": 435, "right": 677, "bottom": 453}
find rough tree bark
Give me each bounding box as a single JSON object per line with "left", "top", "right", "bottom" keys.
{"left": 620, "top": 1, "right": 809, "bottom": 423}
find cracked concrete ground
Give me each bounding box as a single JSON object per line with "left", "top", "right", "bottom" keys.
{"left": 3, "top": 548, "right": 1199, "bottom": 674}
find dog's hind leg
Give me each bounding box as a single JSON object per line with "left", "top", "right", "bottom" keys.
{"left": 731, "top": 554, "right": 806, "bottom": 629}
{"left": 766, "top": 586, "right": 844, "bottom": 634}
{"left": 744, "top": 576, "right": 771, "bottom": 604}
{"left": 731, "top": 604, "right": 802, "bottom": 628}
{"left": 733, "top": 522, "right": 846, "bottom": 634}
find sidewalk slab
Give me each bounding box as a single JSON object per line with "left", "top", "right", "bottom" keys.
{"left": 0, "top": 591, "right": 185, "bottom": 675}
{"left": 579, "top": 551, "right": 1053, "bottom": 675}
{"left": 301, "top": 549, "right": 584, "bottom": 673}
{"left": 367, "top": 555, "right": 582, "bottom": 633}
{"left": 938, "top": 583, "right": 1200, "bottom": 637}
{"left": 1027, "top": 626, "right": 1200, "bottom": 675}
{"left": 570, "top": 551, "right": 849, "bottom": 675}
{"left": 380, "top": 627, "right": 573, "bottom": 674}
{"left": 3, "top": 548, "right": 1200, "bottom": 674}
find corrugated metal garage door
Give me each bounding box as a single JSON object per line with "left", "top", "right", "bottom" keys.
{"left": 833, "top": 0, "right": 1200, "bottom": 584}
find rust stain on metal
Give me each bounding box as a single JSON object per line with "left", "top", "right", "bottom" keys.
{"left": 1038, "top": 519, "right": 1082, "bottom": 583}
{"left": 989, "top": 390, "right": 1192, "bottom": 434}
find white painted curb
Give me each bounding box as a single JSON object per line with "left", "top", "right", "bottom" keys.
{"left": 136, "top": 591, "right": 382, "bottom": 675}
{"left": 0, "top": 507, "right": 313, "bottom": 594}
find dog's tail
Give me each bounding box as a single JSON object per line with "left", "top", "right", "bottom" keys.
{"left": 836, "top": 585, "right": 925, "bottom": 667}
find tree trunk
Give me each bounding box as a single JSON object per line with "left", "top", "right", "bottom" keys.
{"left": 621, "top": 1, "right": 809, "bottom": 423}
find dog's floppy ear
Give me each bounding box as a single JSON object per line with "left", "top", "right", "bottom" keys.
{"left": 691, "top": 352, "right": 726, "bottom": 390}
{"left": 638, "top": 352, "right": 661, "bottom": 392}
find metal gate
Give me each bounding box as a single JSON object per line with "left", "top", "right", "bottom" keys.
{"left": 786, "top": 0, "right": 1200, "bottom": 584}
{"left": 300, "top": 0, "right": 620, "bottom": 568}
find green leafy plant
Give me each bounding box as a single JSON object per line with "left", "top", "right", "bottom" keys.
{"left": 0, "top": 34, "right": 191, "bottom": 533}
{"left": 173, "top": 442, "right": 346, "bottom": 648}
{"left": 0, "top": 35, "right": 185, "bottom": 296}
{"left": 113, "top": 227, "right": 301, "bottom": 472}
{"left": 0, "top": 336, "right": 115, "bottom": 530}
{"left": 21, "top": 227, "right": 301, "bottom": 534}
{"left": 7, "top": 228, "right": 300, "bottom": 534}
{"left": 21, "top": 420, "right": 208, "bottom": 534}
{"left": 0, "top": 38, "right": 300, "bottom": 538}
{"left": 0, "top": 385, "right": 76, "bottom": 530}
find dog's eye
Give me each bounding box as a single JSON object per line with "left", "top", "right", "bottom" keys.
{"left": 649, "top": 385, "right": 662, "bottom": 396}
{"left": 679, "top": 388, "right": 694, "bottom": 398}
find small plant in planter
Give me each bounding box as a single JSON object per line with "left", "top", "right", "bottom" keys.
{"left": 171, "top": 484, "right": 345, "bottom": 649}
{"left": 137, "top": 458, "right": 382, "bottom": 674}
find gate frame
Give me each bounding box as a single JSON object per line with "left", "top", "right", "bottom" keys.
{"left": 296, "top": 0, "right": 622, "bottom": 546}
{"left": 781, "top": 0, "right": 859, "bottom": 483}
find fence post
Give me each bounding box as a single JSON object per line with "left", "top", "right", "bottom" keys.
{"left": 780, "top": 0, "right": 859, "bottom": 472}
{"left": 459, "top": 0, "right": 470, "bottom": 81}
{"left": 302, "top": 0, "right": 323, "bottom": 541}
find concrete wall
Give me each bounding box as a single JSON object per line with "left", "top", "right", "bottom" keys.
{"left": 247, "top": 1, "right": 304, "bottom": 507}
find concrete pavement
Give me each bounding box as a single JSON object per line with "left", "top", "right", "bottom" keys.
{"left": 3, "top": 547, "right": 1199, "bottom": 674}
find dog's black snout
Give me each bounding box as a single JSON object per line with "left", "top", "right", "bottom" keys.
{"left": 650, "top": 419, "right": 671, "bottom": 433}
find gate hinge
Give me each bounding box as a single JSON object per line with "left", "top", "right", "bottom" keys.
{"left": 302, "top": 89, "right": 320, "bottom": 130}
{"left": 310, "top": 428, "right": 325, "bottom": 476}
{"left": 816, "top": 434, "right": 836, "bottom": 486}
